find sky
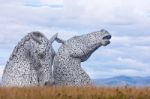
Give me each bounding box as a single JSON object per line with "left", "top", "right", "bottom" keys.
{"left": 0, "top": 0, "right": 150, "bottom": 80}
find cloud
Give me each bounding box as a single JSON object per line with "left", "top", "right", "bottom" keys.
{"left": 39, "top": 0, "right": 63, "bottom": 5}
{"left": 84, "top": 61, "right": 150, "bottom": 79}
{"left": 112, "top": 36, "right": 150, "bottom": 46}
{"left": 1, "top": 0, "right": 150, "bottom": 36}
{"left": 117, "top": 57, "right": 149, "bottom": 69}
{"left": 0, "top": 0, "right": 150, "bottom": 79}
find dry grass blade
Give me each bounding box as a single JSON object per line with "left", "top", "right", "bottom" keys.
{"left": 0, "top": 86, "right": 150, "bottom": 99}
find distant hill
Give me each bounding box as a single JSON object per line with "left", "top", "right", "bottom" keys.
{"left": 92, "top": 76, "right": 150, "bottom": 87}
{"left": 1, "top": 75, "right": 150, "bottom": 87}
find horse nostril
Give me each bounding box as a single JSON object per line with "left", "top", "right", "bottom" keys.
{"left": 103, "top": 35, "right": 111, "bottom": 39}
{"left": 108, "top": 35, "right": 111, "bottom": 39}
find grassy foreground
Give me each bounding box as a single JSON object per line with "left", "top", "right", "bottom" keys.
{"left": 0, "top": 86, "right": 150, "bottom": 99}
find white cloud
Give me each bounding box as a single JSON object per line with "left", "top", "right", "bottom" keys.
{"left": 112, "top": 36, "right": 150, "bottom": 46}
{"left": 62, "top": 0, "right": 150, "bottom": 28}
{"left": 0, "top": 0, "right": 150, "bottom": 79}
{"left": 39, "top": 0, "right": 63, "bottom": 5}
{"left": 111, "top": 68, "right": 149, "bottom": 77}
{"left": 117, "top": 57, "right": 149, "bottom": 69}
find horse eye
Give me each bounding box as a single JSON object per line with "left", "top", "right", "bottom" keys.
{"left": 38, "top": 53, "right": 45, "bottom": 59}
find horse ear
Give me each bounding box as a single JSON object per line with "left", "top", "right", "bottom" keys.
{"left": 49, "top": 33, "right": 58, "bottom": 44}
{"left": 49, "top": 33, "right": 65, "bottom": 44}
{"left": 100, "top": 29, "right": 109, "bottom": 34}
{"left": 55, "top": 37, "right": 65, "bottom": 44}
{"left": 31, "top": 31, "right": 44, "bottom": 44}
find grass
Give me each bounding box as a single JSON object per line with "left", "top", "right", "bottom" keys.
{"left": 0, "top": 86, "right": 150, "bottom": 99}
